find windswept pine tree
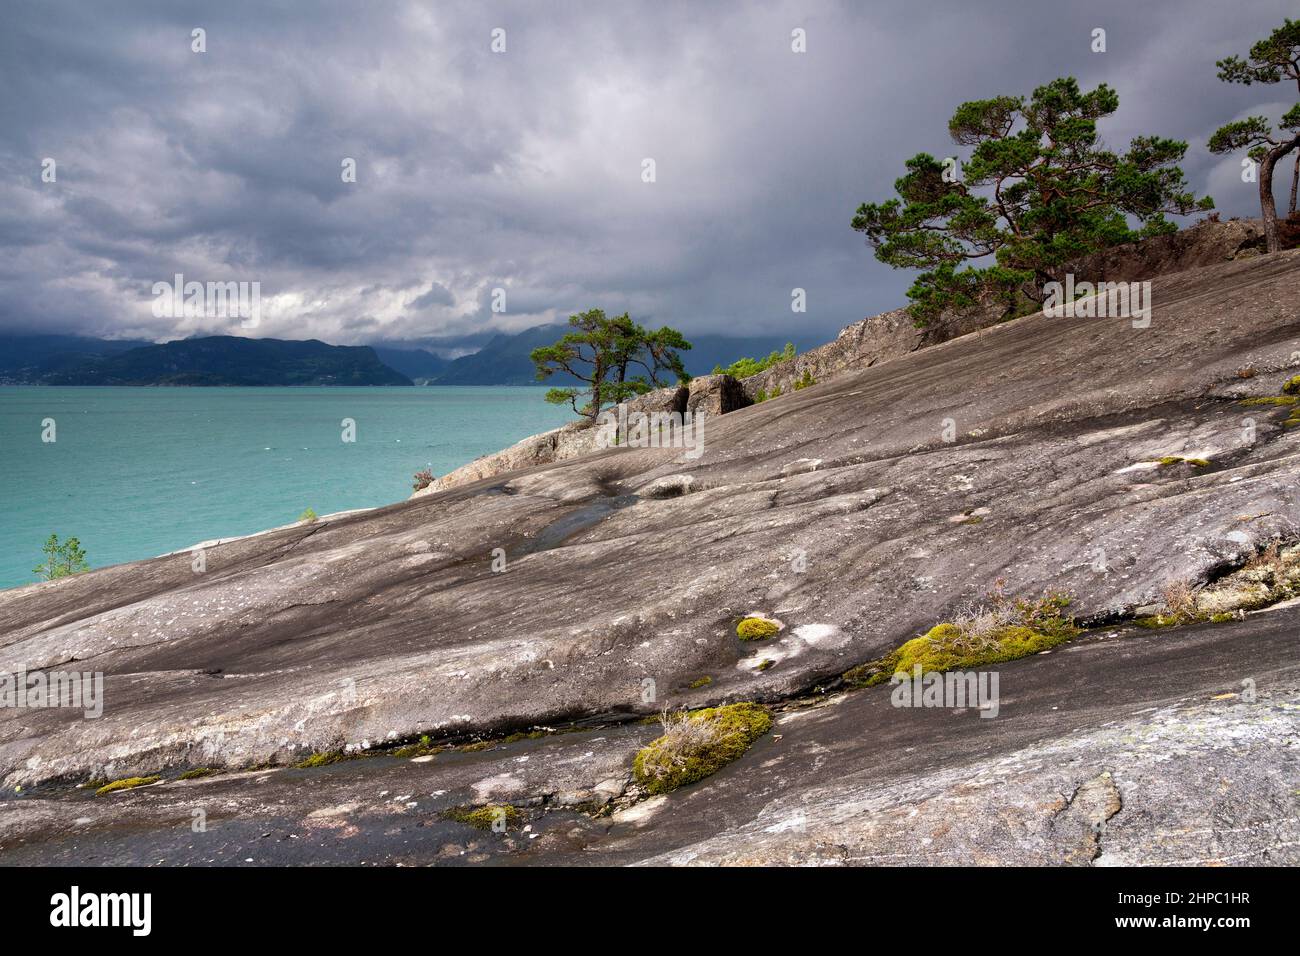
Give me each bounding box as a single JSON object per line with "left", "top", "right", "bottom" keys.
{"left": 852, "top": 77, "right": 1212, "bottom": 326}
{"left": 1208, "top": 18, "right": 1300, "bottom": 252}
{"left": 530, "top": 309, "right": 691, "bottom": 420}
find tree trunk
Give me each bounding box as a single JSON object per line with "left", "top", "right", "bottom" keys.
{"left": 1290, "top": 150, "right": 1299, "bottom": 218}
{"left": 1259, "top": 135, "right": 1300, "bottom": 252}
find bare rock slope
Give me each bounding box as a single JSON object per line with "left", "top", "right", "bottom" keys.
{"left": 2, "top": 244, "right": 1298, "bottom": 865}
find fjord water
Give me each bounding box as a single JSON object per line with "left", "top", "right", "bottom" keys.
{"left": 0, "top": 386, "right": 573, "bottom": 590}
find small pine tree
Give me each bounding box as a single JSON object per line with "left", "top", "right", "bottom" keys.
{"left": 33, "top": 533, "right": 89, "bottom": 581}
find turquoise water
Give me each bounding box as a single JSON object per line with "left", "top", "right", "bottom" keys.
{"left": 0, "top": 387, "right": 573, "bottom": 590}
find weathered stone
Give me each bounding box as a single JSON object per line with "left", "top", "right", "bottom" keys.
{"left": 685, "top": 374, "right": 750, "bottom": 417}
{"left": 2, "top": 238, "right": 1298, "bottom": 866}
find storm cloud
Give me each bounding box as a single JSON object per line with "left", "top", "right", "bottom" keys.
{"left": 0, "top": 0, "right": 1294, "bottom": 346}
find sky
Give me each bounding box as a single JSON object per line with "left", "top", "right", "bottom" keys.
{"left": 0, "top": 0, "right": 1295, "bottom": 350}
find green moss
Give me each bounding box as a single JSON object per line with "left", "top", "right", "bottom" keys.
{"left": 632, "top": 702, "right": 772, "bottom": 795}
{"left": 843, "top": 593, "right": 1078, "bottom": 688}
{"left": 1133, "top": 614, "right": 1179, "bottom": 629}
{"left": 442, "top": 804, "right": 522, "bottom": 831}
{"left": 178, "top": 768, "right": 218, "bottom": 780}
{"left": 1282, "top": 375, "right": 1300, "bottom": 395}
{"left": 1155, "top": 456, "right": 1210, "bottom": 468}
{"left": 736, "top": 617, "right": 779, "bottom": 640}
{"left": 688, "top": 676, "right": 713, "bottom": 689}
{"left": 756, "top": 659, "right": 775, "bottom": 672}
{"left": 390, "top": 735, "right": 442, "bottom": 759}
{"left": 294, "top": 749, "right": 354, "bottom": 769}
{"left": 95, "top": 775, "right": 161, "bottom": 796}
{"left": 1240, "top": 395, "right": 1300, "bottom": 406}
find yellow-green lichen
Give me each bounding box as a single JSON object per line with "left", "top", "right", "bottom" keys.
{"left": 442, "top": 804, "right": 522, "bottom": 831}
{"left": 1155, "top": 456, "right": 1210, "bottom": 468}
{"left": 632, "top": 702, "right": 772, "bottom": 795}
{"left": 95, "top": 775, "right": 161, "bottom": 796}
{"left": 1282, "top": 375, "right": 1300, "bottom": 395}
{"left": 688, "top": 676, "right": 713, "bottom": 689}
{"left": 736, "top": 617, "right": 779, "bottom": 640}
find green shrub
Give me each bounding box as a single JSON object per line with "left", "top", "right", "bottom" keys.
{"left": 713, "top": 343, "right": 796, "bottom": 379}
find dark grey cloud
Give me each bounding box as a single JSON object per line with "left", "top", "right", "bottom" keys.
{"left": 0, "top": 0, "right": 1294, "bottom": 346}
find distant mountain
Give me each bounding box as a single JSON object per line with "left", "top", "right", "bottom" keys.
{"left": 370, "top": 346, "right": 449, "bottom": 382}
{"left": 0, "top": 326, "right": 825, "bottom": 387}
{"left": 38, "top": 336, "right": 412, "bottom": 386}
{"left": 429, "top": 324, "right": 826, "bottom": 386}
{"left": 0, "top": 333, "right": 152, "bottom": 383}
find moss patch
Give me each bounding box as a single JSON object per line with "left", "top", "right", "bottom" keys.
{"left": 442, "top": 804, "right": 522, "bottom": 831}
{"left": 1282, "top": 375, "right": 1300, "bottom": 395}
{"left": 688, "top": 676, "right": 713, "bottom": 689}
{"left": 389, "top": 735, "right": 442, "bottom": 759}
{"left": 632, "top": 702, "right": 772, "bottom": 795}
{"left": 178, "top": 768, "right": 218, "bottom": 780}
{"left": 736, "top": 617, "right": 779, "bottom": 640}
{"left": 294, "top": 750, "right": 355, "bottom": 769}
{"left": 1239, "top": 395, "right": 1300, "bottom": 407}
{"left": 95, "top": 775, "right": 161, "bottom": 796}
{"left": 1143, "top": 543, "right": 1300, "bottom": 627}
{"left": 844, "top": 592, "right": 1078, "bottom": 688}
{"left": 1155, "top": 456, "right": 1210, "bottom": 468}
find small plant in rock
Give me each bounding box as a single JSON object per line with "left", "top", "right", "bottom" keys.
{"left": 793, "top": 369, "right": 816, "bottom": 390}
{"left": 412, "top": 469, "right": 434, "bottom": 491}
{"left": 632, "top": 703, "right": 772, "bottom": 795}
{"left": 298, "top": 507, "right": 318, "bottom": 523}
